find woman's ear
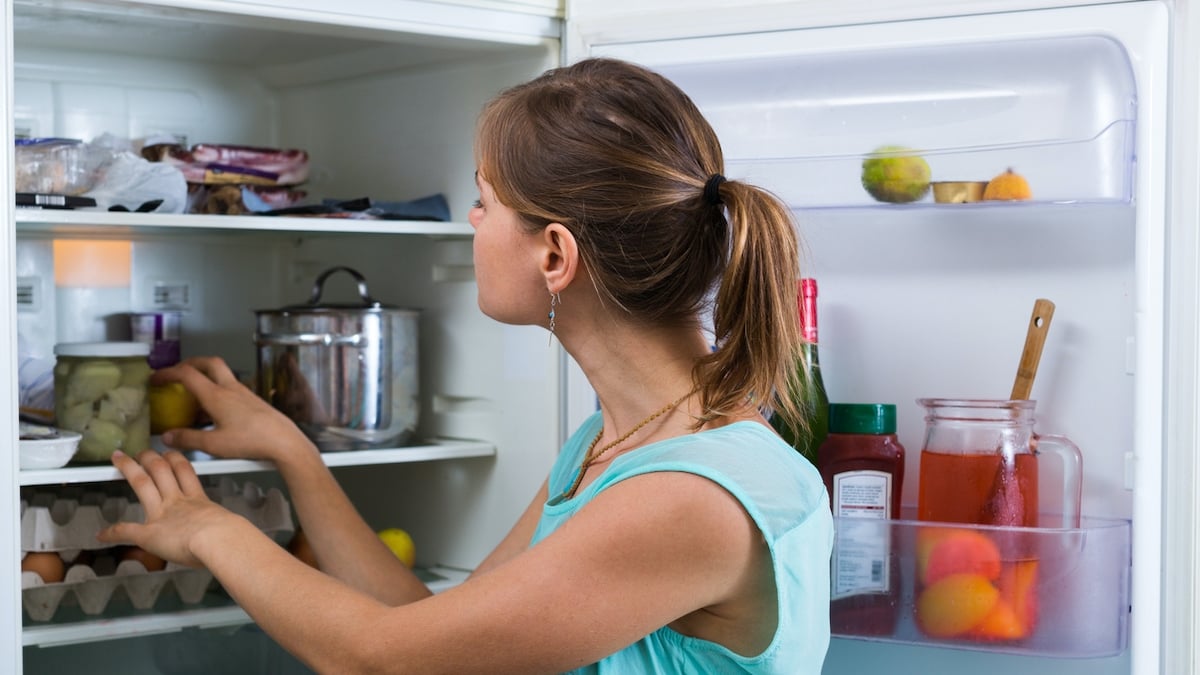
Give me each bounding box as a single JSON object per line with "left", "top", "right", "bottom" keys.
{"left": 540, "top": 222, "right": 579, "bottom": 293}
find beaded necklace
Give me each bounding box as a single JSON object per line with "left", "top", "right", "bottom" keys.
{"left": 558, "top": 388, "right": 697, "bottom": 501}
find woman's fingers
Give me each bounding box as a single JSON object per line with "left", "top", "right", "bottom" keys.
{"left": 111, "top": 450, "right": 163, "bottom": 516}
{"left": 137, "top": 450, "right": 185, "bottom": 501}
{"left": 96, "top": 520, "right": 142, "bottom": 546}
{"left": 163, "top": 450, "right": 206, "bottom": 497}
{"left": 184, "top": 356, "right": 240, "bottom": 387}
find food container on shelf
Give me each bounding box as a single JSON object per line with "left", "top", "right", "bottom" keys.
{"left": 254, "top": 266, "right": 419, "bottom": 452}
{"left": 130, "top": 310, "right": 183, "bottom": 369}
{"left": 52, "top": 341, "right": 152, "bottom": 462}
{"left": 14, "top": 138, "right": 103, "bottom": 196}
{"left": 18, "top": 423, "right": 82, "bottom": 470}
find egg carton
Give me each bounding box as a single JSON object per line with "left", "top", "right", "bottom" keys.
{"left": 20, "top": 478, "right": 294, "bottom": 621}
{"left": 21, "top": 550, "right": 215, "bottom": 622}
{"left": 21, "top": 477, "right": 295, "bottom": 555}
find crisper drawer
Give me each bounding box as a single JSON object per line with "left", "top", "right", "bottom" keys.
{"left": 829, "top": 513, "right": 1130, "bottom": 658}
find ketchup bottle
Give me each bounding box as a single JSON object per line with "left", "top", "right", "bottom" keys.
{"left": 819, "top": 403, "right": 905, "bottom": 637}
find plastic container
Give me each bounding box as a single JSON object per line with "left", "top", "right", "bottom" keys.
{"left": 130, "top": 311, "right": 183, "bottom": 369}
{"left": 14, "top": 138, "right": 103, "bottom": 196}
{"left": 830, "top": 512, "right": 1131, "bottom": 658}
{"left": 53, "top": 342, "right": 152, "bottom": 462}
{"left": 818, "top": 403, "right": 906, "bottom": 637}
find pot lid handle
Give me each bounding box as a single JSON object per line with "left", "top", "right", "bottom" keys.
{"left": 308, "top": 266, "right": 377, "bottom": 307}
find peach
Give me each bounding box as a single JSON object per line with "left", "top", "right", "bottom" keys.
{"left": 918, "top": 528, "right": 1002, "bottom": 586}
{"left": 968, "top": 598, "right": 1025, "bottom": 641}
{"left": 915, "top": 573, "right": 1000, "bottom": 638}
{"left": 995, "top": 559, "right": 1039, "bottom": 634}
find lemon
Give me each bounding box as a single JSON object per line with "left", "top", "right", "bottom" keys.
{"left": 148, "top": 381, "right": 199, "bottom": 434}
{"left": 378, "top": 528, "right": 416, "bottom": 568}
{"left": 861, "top": 145, "right": 932, "bottom": 203}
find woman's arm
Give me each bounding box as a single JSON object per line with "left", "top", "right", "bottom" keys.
{"left": 102, "top": 450, "right": 767, "bottom": 674}
{"left": 153, "top": 357, "right": 430, "bottom": 605}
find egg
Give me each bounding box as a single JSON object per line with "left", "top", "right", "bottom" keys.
{"left": 21, "top": 551, "right": 66, "bottom": 583}
{"left": 120, "top": 546, "right": 167, "bottom": 572}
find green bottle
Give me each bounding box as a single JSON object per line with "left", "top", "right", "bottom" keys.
{"left": 771, "top": 278, "right": 830, "bottom": 466}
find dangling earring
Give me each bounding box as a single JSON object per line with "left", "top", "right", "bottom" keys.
{"left": 548, "top": 292, "right": 561, "bottom": 344}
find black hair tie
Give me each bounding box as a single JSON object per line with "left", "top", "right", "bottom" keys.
{"left": 703, "top": 173, "right": 726, "bottom": 206}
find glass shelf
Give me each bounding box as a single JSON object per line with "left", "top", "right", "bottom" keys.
{"left": 19, "top": 438, "right": 496, "bottom": 487}
{"left": 14, "top": 210, "right": 475, "bottom": 238}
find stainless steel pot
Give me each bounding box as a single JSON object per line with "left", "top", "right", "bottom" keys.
{"left": 254, "top": 266, "right": 419, "bottom": 451}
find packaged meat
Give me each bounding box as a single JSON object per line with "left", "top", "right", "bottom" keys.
{"left": 143, "top": 142, "right": 309, "bottom": 186}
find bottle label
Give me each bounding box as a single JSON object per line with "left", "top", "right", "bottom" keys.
{"left": 831, "top": 470, "right": 891, "bottom": 519}
{"left": 831, "top": 470, "right": 892, "bottom": 599}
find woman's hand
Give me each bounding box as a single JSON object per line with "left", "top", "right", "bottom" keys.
{"left": 151, "top": 356, "right": 315, "bottom": 463}
{"left": 97, "top": 450, "right": 238, "bottom": 567}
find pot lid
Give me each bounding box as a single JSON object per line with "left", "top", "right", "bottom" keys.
{"left": 257, "top": 266, "right": 405, "bottom": 313}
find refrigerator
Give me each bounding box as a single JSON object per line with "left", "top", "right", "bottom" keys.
{"left": 2, "top": 0, "right": 1196, "bottom": 673}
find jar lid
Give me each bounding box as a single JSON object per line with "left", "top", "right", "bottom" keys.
{"left": 829, "top": 403, "right": 896, "bottom": 435}
{"left": 54, "top": 341, "right": 150, "bottom": 357}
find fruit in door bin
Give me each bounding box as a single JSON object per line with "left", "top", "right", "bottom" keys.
{"left": 915, "top": 573, "right": 1000, "bottom": 638}
{"left": 148, "top": 381, "right": 200, "bottom": 434}
{"left": 378, "top": 528, "right": 416, "bottom": 568}
{"left": 916, "top": 528, "right": 1002, "bottom": 586}
{"left": 967, "top": 598, "right": 1026, "bottom": 641}
{"left": 861, "top": 145, "right": 932, "bottom": 203}
{"left": 982, "top": 168, "right": 1032, "bottom": 201}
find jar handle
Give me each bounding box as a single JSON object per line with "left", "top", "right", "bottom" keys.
{"left": 307, "top": 266, "right": 376, "bottom": 306}
{"left": 1034, "top": 433, "right": 1083, "bottom": 529}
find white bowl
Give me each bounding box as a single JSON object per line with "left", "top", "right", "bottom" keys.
{"left": 19, "top": 425, "right": 82, "bottom": 470}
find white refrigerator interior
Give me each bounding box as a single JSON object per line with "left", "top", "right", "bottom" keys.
{"left": 2, "top": 0, "right": 1195, "bottom": 673}
{"left": 3, "top": 1, "right": 566, "bottom": 672}
{"left": 582, "top": 2, "right": 1169, "bottom": 674}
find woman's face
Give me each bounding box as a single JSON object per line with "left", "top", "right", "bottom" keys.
{"left": 469, "top": 173, "right": 547, "bottom": 326}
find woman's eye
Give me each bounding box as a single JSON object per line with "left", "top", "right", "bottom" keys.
{"left": 472, "top": 199, "right": 483, "bottom": 209}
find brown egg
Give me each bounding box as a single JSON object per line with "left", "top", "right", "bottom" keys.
{"left": 21, "top": 552, "right": 66, "bottom": 583}
{"left": 120, "top": 546, "right": 167, "bottom": 572}
{"left": 287, "top": 529, "right": 319, "bottom": 569}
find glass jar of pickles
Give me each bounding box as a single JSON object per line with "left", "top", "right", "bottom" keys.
{"left": 53, "top": 342, "right": 151, "bottom": 462}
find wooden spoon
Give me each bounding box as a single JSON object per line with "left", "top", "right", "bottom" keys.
{"left": 1010, "top": 298, "right": 1056, "bottom": 400}
{"left": 982, "top": 298, "right": 1056, "bottom": 527}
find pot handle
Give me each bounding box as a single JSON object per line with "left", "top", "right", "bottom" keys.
{"left": 254, "top": 331, "right": 366, "bottom": 347}
{"left": 309, "top": 266, "right": 376, "bottom": 306}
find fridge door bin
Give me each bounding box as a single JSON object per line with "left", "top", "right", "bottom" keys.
{"left": 829, "top": 513, "right": 1130, "bottom": 658}
{"left": 617, "top": 29, "right": 1138, "bottom": 210}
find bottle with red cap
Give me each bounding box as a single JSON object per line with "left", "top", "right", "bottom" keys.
{"left": 770, "top": 278, "right": 829, "bottom": 466}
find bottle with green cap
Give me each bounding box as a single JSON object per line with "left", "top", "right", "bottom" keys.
{"left": 819, "top": 403, "right": 905, "bottom": 518}
{"left": 819, "top": 402, "right": 906, "bottom": 637}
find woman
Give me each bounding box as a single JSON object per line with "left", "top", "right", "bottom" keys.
{"left": 100, "top": 57, "right": 833, "bottom": 674}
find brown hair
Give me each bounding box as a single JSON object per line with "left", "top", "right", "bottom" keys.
{"left": 476, "top": 57, "right": 807, "bottom": 432}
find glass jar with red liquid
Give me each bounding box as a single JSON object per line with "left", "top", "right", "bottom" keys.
{"left": 818, "top": 403, "right": 905, "bottom": 637}
{"left": 913, "top": 398, "right": 1083, "bottom": 644}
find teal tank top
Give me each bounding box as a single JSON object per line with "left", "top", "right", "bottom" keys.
{"left": 532, "top": 414, "right": 833, "bottom": 674}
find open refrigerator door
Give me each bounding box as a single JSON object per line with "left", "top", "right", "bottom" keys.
{"left": 572, "top": 2, "right": 1173, "bottom": 673}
